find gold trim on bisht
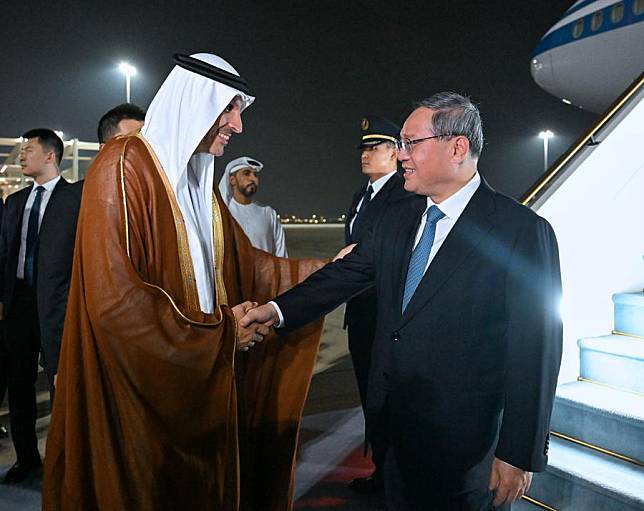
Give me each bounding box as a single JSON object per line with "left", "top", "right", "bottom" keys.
{"left": 119, "top": 142, "right": 132, "bottom": 259}
{"left": 521, "top": 71, "right": 644, "bottom": 207}
{"left": 118, "top": 135, "right": 224, "bottom": 326}
{"left": 212, "top": 193, "right": 228, "bottom": 306}
{"left": 550, "top": 431, "right": 644, "bottom": 468}
{"left": 133, "top": 134, "right": 201, "bottom": 312}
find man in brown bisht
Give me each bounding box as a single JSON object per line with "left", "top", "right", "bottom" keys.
{"left": 43, "top": 53, "right": 327, "bottom": 511}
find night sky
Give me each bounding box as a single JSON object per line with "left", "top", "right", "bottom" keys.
{"left": 3, "top": 1, "right": 597, "bottom": 217}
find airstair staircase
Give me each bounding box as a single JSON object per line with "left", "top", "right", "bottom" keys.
{"left": 518, "top": 292, "right": 644, "bottom": 510}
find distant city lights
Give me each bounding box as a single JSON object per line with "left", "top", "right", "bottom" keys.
{"left": 280, "top": 214, "right": 346, "bottom": 225}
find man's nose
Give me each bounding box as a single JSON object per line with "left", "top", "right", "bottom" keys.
{"left": 229, "top": 111, "right": 243, "bottom": 134}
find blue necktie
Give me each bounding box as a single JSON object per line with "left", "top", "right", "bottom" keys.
{"left": 24, "top": 186, "right": 45, "bottom": 286}
{"left": 401, "top": 205, "right": 445, "bottom": 312}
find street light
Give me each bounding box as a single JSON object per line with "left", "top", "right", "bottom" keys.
{"left": 538, "top": 130, "right": 554, "bottom": 171}
{"left": 118, "top": 62, "right": 137, "bottom": 102}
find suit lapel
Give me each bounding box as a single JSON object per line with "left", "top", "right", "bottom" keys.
{"left": 13, "top": 186, "right": 32, "bottom": 239}
{"left": 40, "top": 177, "right": 69, "bottom": 228}
{"left": 345, "top": 188, "right": 363, "bottom": 244}
{"left": 354, "top": 173, "right": 409, "bottom": 240}
{"left": 7, "top": 187, "right": 33, "bottom": 274}
{"left": 348, "top": 173, "right": 397, "bottom": 243}
{"left": 15, "top": 186, "right": 32, "bottom": 217}
{"left": 397, "top": 180, "right": 497, "bottom": 327}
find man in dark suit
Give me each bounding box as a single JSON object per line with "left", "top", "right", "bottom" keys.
{"left": 242, "top": 92, "right": 563, "bottom": 510}
{"left": 0, "top": 129, "right": 79, "bottom": 483}
{"left": 36, "top": 103, "right": 144, "bottom": 389}
{"left": 345, "top": 116, "right": 409, "bottom": 492}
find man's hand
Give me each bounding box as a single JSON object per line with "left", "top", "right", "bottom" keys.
{"left": 488, "top": 457, "right": 532, "bottom": 506}
{"left": 232, "top": 301, "right": 271, "bottom": 351}
{"left": 239, "top": 303, "right": 280, "bottom": 331}
{"left": 333, "top": 243, "right": 357, "bottom": 262}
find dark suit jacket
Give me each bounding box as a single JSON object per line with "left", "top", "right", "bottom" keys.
{"left": 275, "top": 179, "right": 563, "bottom": 502}
{"left": 0, "top": 178, "right": 83, "bottom": 375}
{"left": 344, "top": 172, "right": 411, "bottom": 331}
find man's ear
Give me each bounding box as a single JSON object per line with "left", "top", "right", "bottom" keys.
{"left": 229, "top": 174, "right": 236, "bottom": 187}
{"left": 46, "top": 150, "right": 58, "bottom": 165}
{"left": 451, "top": 136, "right": 470, "bottom": 163}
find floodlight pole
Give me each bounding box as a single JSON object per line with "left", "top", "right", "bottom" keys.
{"left": 118, "top": 62, "right": 137, "bottom": 103}
{"left": 125, "top": 74, "right": 131, "bottom": 102}
{"left": 538, "top": 130, "right": 554, "bottom": 171}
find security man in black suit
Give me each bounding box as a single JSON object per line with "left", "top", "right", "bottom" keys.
{"left": 0, "top": 129, "right": 80, "bottom": 484}
{"left": 345, "top": 116, "right": 410, "bottom": 492}
{"left": 242, "top": 92, "right": 563, "bottom": 510}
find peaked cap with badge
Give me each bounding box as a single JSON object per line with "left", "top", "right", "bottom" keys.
{"left": 358, "top": 115, "right": 400, "bottom": 148}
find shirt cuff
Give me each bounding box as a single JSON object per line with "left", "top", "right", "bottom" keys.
{"left": 268, "top": 301, "right": 285, "bottom": 328}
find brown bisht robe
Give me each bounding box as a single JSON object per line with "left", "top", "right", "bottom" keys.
{"left": 43, "top": 134, "right": 325, "bottom": 511}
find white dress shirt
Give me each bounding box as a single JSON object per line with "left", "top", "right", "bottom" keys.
{"left": 349, "top": 170, "right": 397, "bottom": 234}
{"left": 270, "top": 172, "right": 481, "bottom": 327}
{"left": 17, "top": 176, "right": 61, "bottom": 279}
{"left": 413, "top": 172, "right": 481, "bottom": 273}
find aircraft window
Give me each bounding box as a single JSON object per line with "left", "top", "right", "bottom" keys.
{"left": 611, "top": 2, "right": 624, "bottom": 22}
{"left": 635, "top": 0, "right": 644, "bottom": 15}
{"left": 573, "top": 18, "right": 585, "bottom": 38}
{"left": 591, "top": 11, "right": 604, "bottom": 31}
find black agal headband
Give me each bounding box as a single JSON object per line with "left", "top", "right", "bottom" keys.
{"left": 172, "top": 54, "right": 251, "bottom": 96}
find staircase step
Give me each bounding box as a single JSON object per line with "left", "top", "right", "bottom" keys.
{"left": 528, "top": 436, "right": 644, "bottom": 510}
{"left": 551, "top": 381, "right": 644, "bottom": 463}
{"left": 613, "top": 292, "right": 644, "bottom": 337}
{"left": 578, "top": 334, "right": 644, "bottom": 393}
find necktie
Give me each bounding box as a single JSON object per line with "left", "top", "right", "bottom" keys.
{"left": 351, "top": 184, "right": 373, "bottom": 238}
{"left": 401, "top": 205, "right": 445, "bottom": 312}
{"left": 24, "top": 186, "right": 45, "bottom": 286}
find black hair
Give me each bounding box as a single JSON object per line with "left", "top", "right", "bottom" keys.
{"left": 21, "top": 128, "right": 64, "bottom": 165}
{"left": 97, "top": 103, "right": 146, "bottom": 143}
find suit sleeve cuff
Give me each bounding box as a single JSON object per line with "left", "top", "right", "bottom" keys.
{"left": 268, "top": 301, "right": 285, "bottom": 328}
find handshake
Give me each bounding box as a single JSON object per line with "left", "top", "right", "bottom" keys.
{"left": 231, "top": 301, "right": 281, "bottom": 351}
{"left": 231, "top": 243, "right": 356, "bottom": 351}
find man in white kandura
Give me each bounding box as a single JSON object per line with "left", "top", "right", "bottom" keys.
{"left": 219, "top": 156, "right": 288, "bottom": 256}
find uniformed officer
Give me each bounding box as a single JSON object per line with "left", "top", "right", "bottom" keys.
{"left": 345, "top": 116, "right": 410, "bottom": 493}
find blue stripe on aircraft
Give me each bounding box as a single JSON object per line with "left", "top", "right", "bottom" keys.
{"left": 564, "top": 0, "right": 603, "bottom": 18}
{"left": 532, "top": 0, "right": 644, "bottom": 57}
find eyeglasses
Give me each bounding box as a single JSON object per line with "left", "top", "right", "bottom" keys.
{"left": 395, "top": 134, "right": 455, "bottom": 153}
